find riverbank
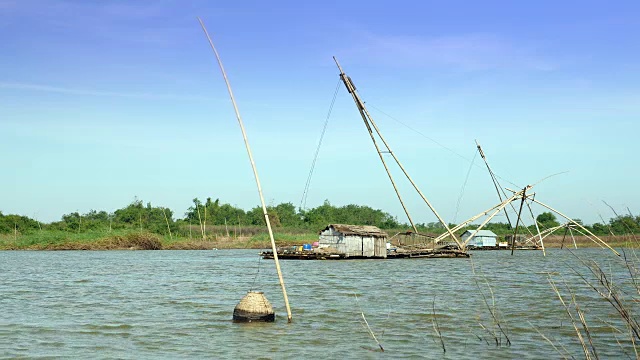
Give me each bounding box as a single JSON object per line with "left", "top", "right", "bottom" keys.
{"left": 0, "top": 230, "right": 315, "bottom": 250}
{"left": 0, "top": 230, "right": 635, "bottom": 250}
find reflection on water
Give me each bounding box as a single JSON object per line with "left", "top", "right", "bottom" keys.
{"left": 0, "top": 249, "right": 635, "bottom": 358}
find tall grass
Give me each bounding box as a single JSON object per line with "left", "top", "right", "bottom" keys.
{"left": 0, "top": 229, "right": 162, "bottom": 250}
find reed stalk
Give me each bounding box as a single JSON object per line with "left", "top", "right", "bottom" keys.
{"left": 470, "top": 258, "right": 511, "bottom": 346}
{"left": 568, "top": 253, "right": 640, "bottom": 341}
{"left": 548, "top": 276, "right": 595, "bottom": 360}
{"left": 431, "top": 296, "right": 445, "bottom": 353}
{"left": 354, "top": 293, "right": 384, "bottom": 352}
{"left": 527, "top": 321, "right": 572, "bottom": 360}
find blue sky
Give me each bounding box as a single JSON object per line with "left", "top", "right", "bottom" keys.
{"left": 1, "top": 0, "right": 638, "bottom": 225}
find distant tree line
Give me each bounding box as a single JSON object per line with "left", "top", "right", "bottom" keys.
{"left": 0, "top": 199, "right": 638, "bottom": 237}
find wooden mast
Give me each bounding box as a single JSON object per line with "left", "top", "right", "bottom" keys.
{"left": 476, "top": 140, "right": 513, "bottom": 226}
{"left": 333, "top": 57, "right": 463, "bottom": 249}
{"left": 332, "top": 57, "right": 418, "bottom": 234}
{"left": 511, "top": 186, "right": 529, "bottom": 255}
{"left": 475, "top": 140, "right": 537, "bottom": 240}
{"left": 198, "top": 18, "right": 293, "bottom": 322}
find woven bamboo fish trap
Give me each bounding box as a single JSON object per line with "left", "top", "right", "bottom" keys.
{"left": 233, "top": 291, "right": 275, "bottom": 322}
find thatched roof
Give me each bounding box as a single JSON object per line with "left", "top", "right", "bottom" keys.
{"left": 320, "top": 224, "right": 388, "bottom": 238}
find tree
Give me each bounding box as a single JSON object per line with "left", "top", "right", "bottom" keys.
{"left": 536, "top": 212, "right": 559, "bottom": 228}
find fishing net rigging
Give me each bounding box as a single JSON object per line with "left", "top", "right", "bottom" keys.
{"left": 365, "top": 101, "right": 520, "bottom": 189}
{"left": 299, "top": 80, "right": 341, "bottom": 210}
{"left": 451, "top": 150, "right": 478, "bottom": 224}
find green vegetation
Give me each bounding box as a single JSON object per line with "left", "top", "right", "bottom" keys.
{"left": 0, "top": 199, "right": 637, "bottom": 250}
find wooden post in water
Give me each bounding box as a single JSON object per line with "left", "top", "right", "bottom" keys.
{"left": 198, "top": 17, "right": 292, "bottom": 322}
{"left": 560, "top": 225, "right": 568, "bottom": 249}
{"left": 511, "top": 186, "right": 528, "bottom": 255}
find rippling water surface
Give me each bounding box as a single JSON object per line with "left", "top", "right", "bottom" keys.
{"left": 0, "top": 248, "right": 636, "bottom": 358}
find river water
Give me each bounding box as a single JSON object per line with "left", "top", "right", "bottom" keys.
{"left": 0, "top": 248, "right": 637, "bottom": 359}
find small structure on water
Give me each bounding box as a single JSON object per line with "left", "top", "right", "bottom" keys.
{"left": 260, "top": 224, "right": 469, "bottom": 260}
{"left": 233, "top": 291, "right": 275, "bottom": 322}
{"left": 505, "top": 234, "right": 526, "bottom": 246}
{"left": 461, "top": 229, "right": 497, "bottom": 248}
{"left": 318, "top": 224, "right": 388, "bottom": 258}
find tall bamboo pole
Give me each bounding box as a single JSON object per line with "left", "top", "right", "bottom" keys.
{"left": 476, "top": 140, "right": 513, "bottom": 226}
{"left": 196, "top": 203, "right": 204, "bottom": 239}
{"left": 569, "top": 227, "right": 578, "bottom": 249}
{"left": 203, "top": 203, "right": 207, "bottom": 239}
{"left": 163, "top": 208, "right": 173, "bottom": 240}
{"left": 199, "top": 18, "right": 292, "bottom": 322}
{"left": 476, "top": 140, "right": 536, "bottom": 239}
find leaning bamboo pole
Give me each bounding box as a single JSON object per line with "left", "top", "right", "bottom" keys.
{"left": 526, "top": 202, "right": 546, "bottom": 256}
{"left": 464, "top": 208, "right": 507, "bottom": 246}
{"left": 198, "top": 18, "right": 292, "bottom": 322}
{"left": 569, "top": 227, "right": 578, "bottom": 249}
{"left": 432, "top": 191, "right": 521, "bottom": 244}
{"left": 525, "top": 223, "right": 564, "bottom": 246}
{"left": 510, "top": 186, "right": 529, "bottom": 255}
{"left": 476, "top": 141, "right": 538, "bottom": 239}
{"left": 476, "top": 140, "right": 512, "bottom": 226}
{"left": 531, "top": 198, "right": 620, "bottom": 256}
{"left": 333, "top": 57, "right": 418, "bottom": 234}
{"left": 333, "top": 57, "right": 462, "bottom": 248}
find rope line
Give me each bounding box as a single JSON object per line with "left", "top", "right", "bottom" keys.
{"left": 299, "top": 80, "right": 341, "bottom": 210}
{"left": 250, "top": 253, "right": 262, "bottom": 292}
{"left": 366, "top": 102, "right": 520, "bottom": 188}
{"left": 451, "top": 150, "right": 478, "bottom": 224}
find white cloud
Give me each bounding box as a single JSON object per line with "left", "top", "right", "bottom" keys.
{"left": 0, "top": 81, "right": 208, "bottom": 100}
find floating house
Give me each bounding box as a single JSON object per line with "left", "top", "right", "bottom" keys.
{"left": 461, "top": 229, "right": 497, "bottom": 248}
{"left": 318, "top": 224, "right": 388, "bottom": 258}
{"left": 504, "top": 234, "right": 526, "bottom": 246}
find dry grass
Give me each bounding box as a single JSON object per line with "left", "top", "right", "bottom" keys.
{"left": 543, "top": 235, "right": 636, "bottom": 248}
{"left": 13, "top": 232, "right": 164, "bottom": 250}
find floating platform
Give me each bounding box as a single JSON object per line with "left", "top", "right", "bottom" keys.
{"left": 260, "top": 247, "right": 469, "bottom": 260}
{"left": 468, "top": 245, "right": 543, "bottom": 251}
